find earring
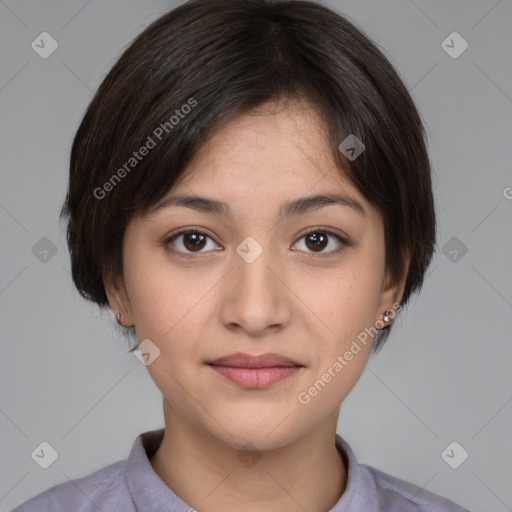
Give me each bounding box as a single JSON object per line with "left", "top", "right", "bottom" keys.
{"left": 115, "top": 311, "right": 135, "bottom": 328}
{"left": 381, "top": 309, "right": 393, "bottom": 323}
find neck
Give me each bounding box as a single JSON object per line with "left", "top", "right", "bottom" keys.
{"left": 149, "top": 400, "right": 347, "bottom": 512}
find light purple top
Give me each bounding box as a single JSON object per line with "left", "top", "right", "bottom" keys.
{"left": 11, "top": 429, "right": 470, "bottom": 511}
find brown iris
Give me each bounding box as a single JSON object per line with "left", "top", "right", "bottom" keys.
{"left": 304, "top": 231, "right": 328, "bottom": 252}
{"left": 182, "top": 232, "right": 208, "bottom": 252}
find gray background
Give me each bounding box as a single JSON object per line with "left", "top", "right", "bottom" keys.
{"left": 1, "top": 1, "right": 511, "bottom": 511}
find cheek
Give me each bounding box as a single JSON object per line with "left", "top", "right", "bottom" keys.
{"left": 295, "top": 259, "right": 383, "bottom": 346}
{"left": 294, "top": 276, "right": 377, "bottom": 411}
{"left": 124, "top": 249, "right": 221, "bottom": 357}
{"left": 290, "top": 260, "right": 381, "bottom": 402}
{"left": 125, "top": 265, "right": 214, "bottom": 405}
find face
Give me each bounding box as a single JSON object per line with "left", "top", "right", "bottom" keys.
{"left": 105, "top": 100, "right": 406, "bottom": 450}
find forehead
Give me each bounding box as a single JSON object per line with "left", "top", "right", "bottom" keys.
{"left": 147, "top": 99, "right": 379, "bottom": 227}
{"left": 191, "top": 99, "right": 331, "bottom": 170}
{"left": 178, "top": 101, "right": 366, "bottom": 198}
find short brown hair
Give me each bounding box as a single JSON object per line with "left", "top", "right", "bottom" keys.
{"left": 60, "top": 0, "right": 437, "bottom": 353}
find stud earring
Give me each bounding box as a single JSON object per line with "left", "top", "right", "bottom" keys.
{"left": 381, "top": 309, "right": 393, "bottom": 323}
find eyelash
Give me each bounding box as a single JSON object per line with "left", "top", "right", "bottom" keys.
{"left": 163, "top": 227, "right": 350, "bottom": 260}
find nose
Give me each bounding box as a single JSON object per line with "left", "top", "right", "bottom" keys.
{"left": 219, "top": 240, "right": 291, "bottom": 336}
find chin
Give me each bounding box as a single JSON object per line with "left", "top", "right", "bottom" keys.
{"left": 204, "top": 413, "right": 305, "bottom": 452}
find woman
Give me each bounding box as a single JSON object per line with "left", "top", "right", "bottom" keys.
{"left": 12, "top": 0, "right": 469, "bottom": 510}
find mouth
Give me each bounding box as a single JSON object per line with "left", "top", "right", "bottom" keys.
{"left": 206, "top": 352, "right": 304, "bottom": 389}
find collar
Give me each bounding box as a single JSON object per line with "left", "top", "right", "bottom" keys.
{"left": 125, "top": 428, "right": 376, "bottom": 511}
{"left": 333, "top": 434, "right": 377, "bottom": 510}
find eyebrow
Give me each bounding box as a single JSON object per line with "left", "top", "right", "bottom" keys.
{"left": 152, "top": 192, "right": 366, "bottom": 219}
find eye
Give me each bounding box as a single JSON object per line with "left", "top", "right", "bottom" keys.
{"left": 163, "top": 227, "right": 349, "bottom": 260}
{"left": 164, "top": 228, "right": 221, "bottom": 259}
{"left": 292, "top": 228, "right": 348, "bottom": 257}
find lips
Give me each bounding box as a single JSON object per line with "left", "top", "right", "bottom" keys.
{"left": 207, "top": 352, "right": 303, "bottom": 368}
{"left": 207, "top": 352, "right": 304, "bottom": 388}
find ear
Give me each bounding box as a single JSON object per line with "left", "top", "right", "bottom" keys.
{"left": 375, "top": 251, "right": 411, "bottom": 326}
{"left": 103, "top": 270, "right": 135, "bottom": 327}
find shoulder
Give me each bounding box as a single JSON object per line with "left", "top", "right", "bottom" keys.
{"left": 10, "top": 460, "right": 133, "bottom": 512}
{"left": 363, "top": 464, "right": 470, "bottom": 512}
{"left": 337, "top": 435, "right": 470, "bottom": 512}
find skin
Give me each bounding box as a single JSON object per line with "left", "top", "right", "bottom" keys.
{"left": 104, "top": 98, "right": 409, "bottom": 512}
